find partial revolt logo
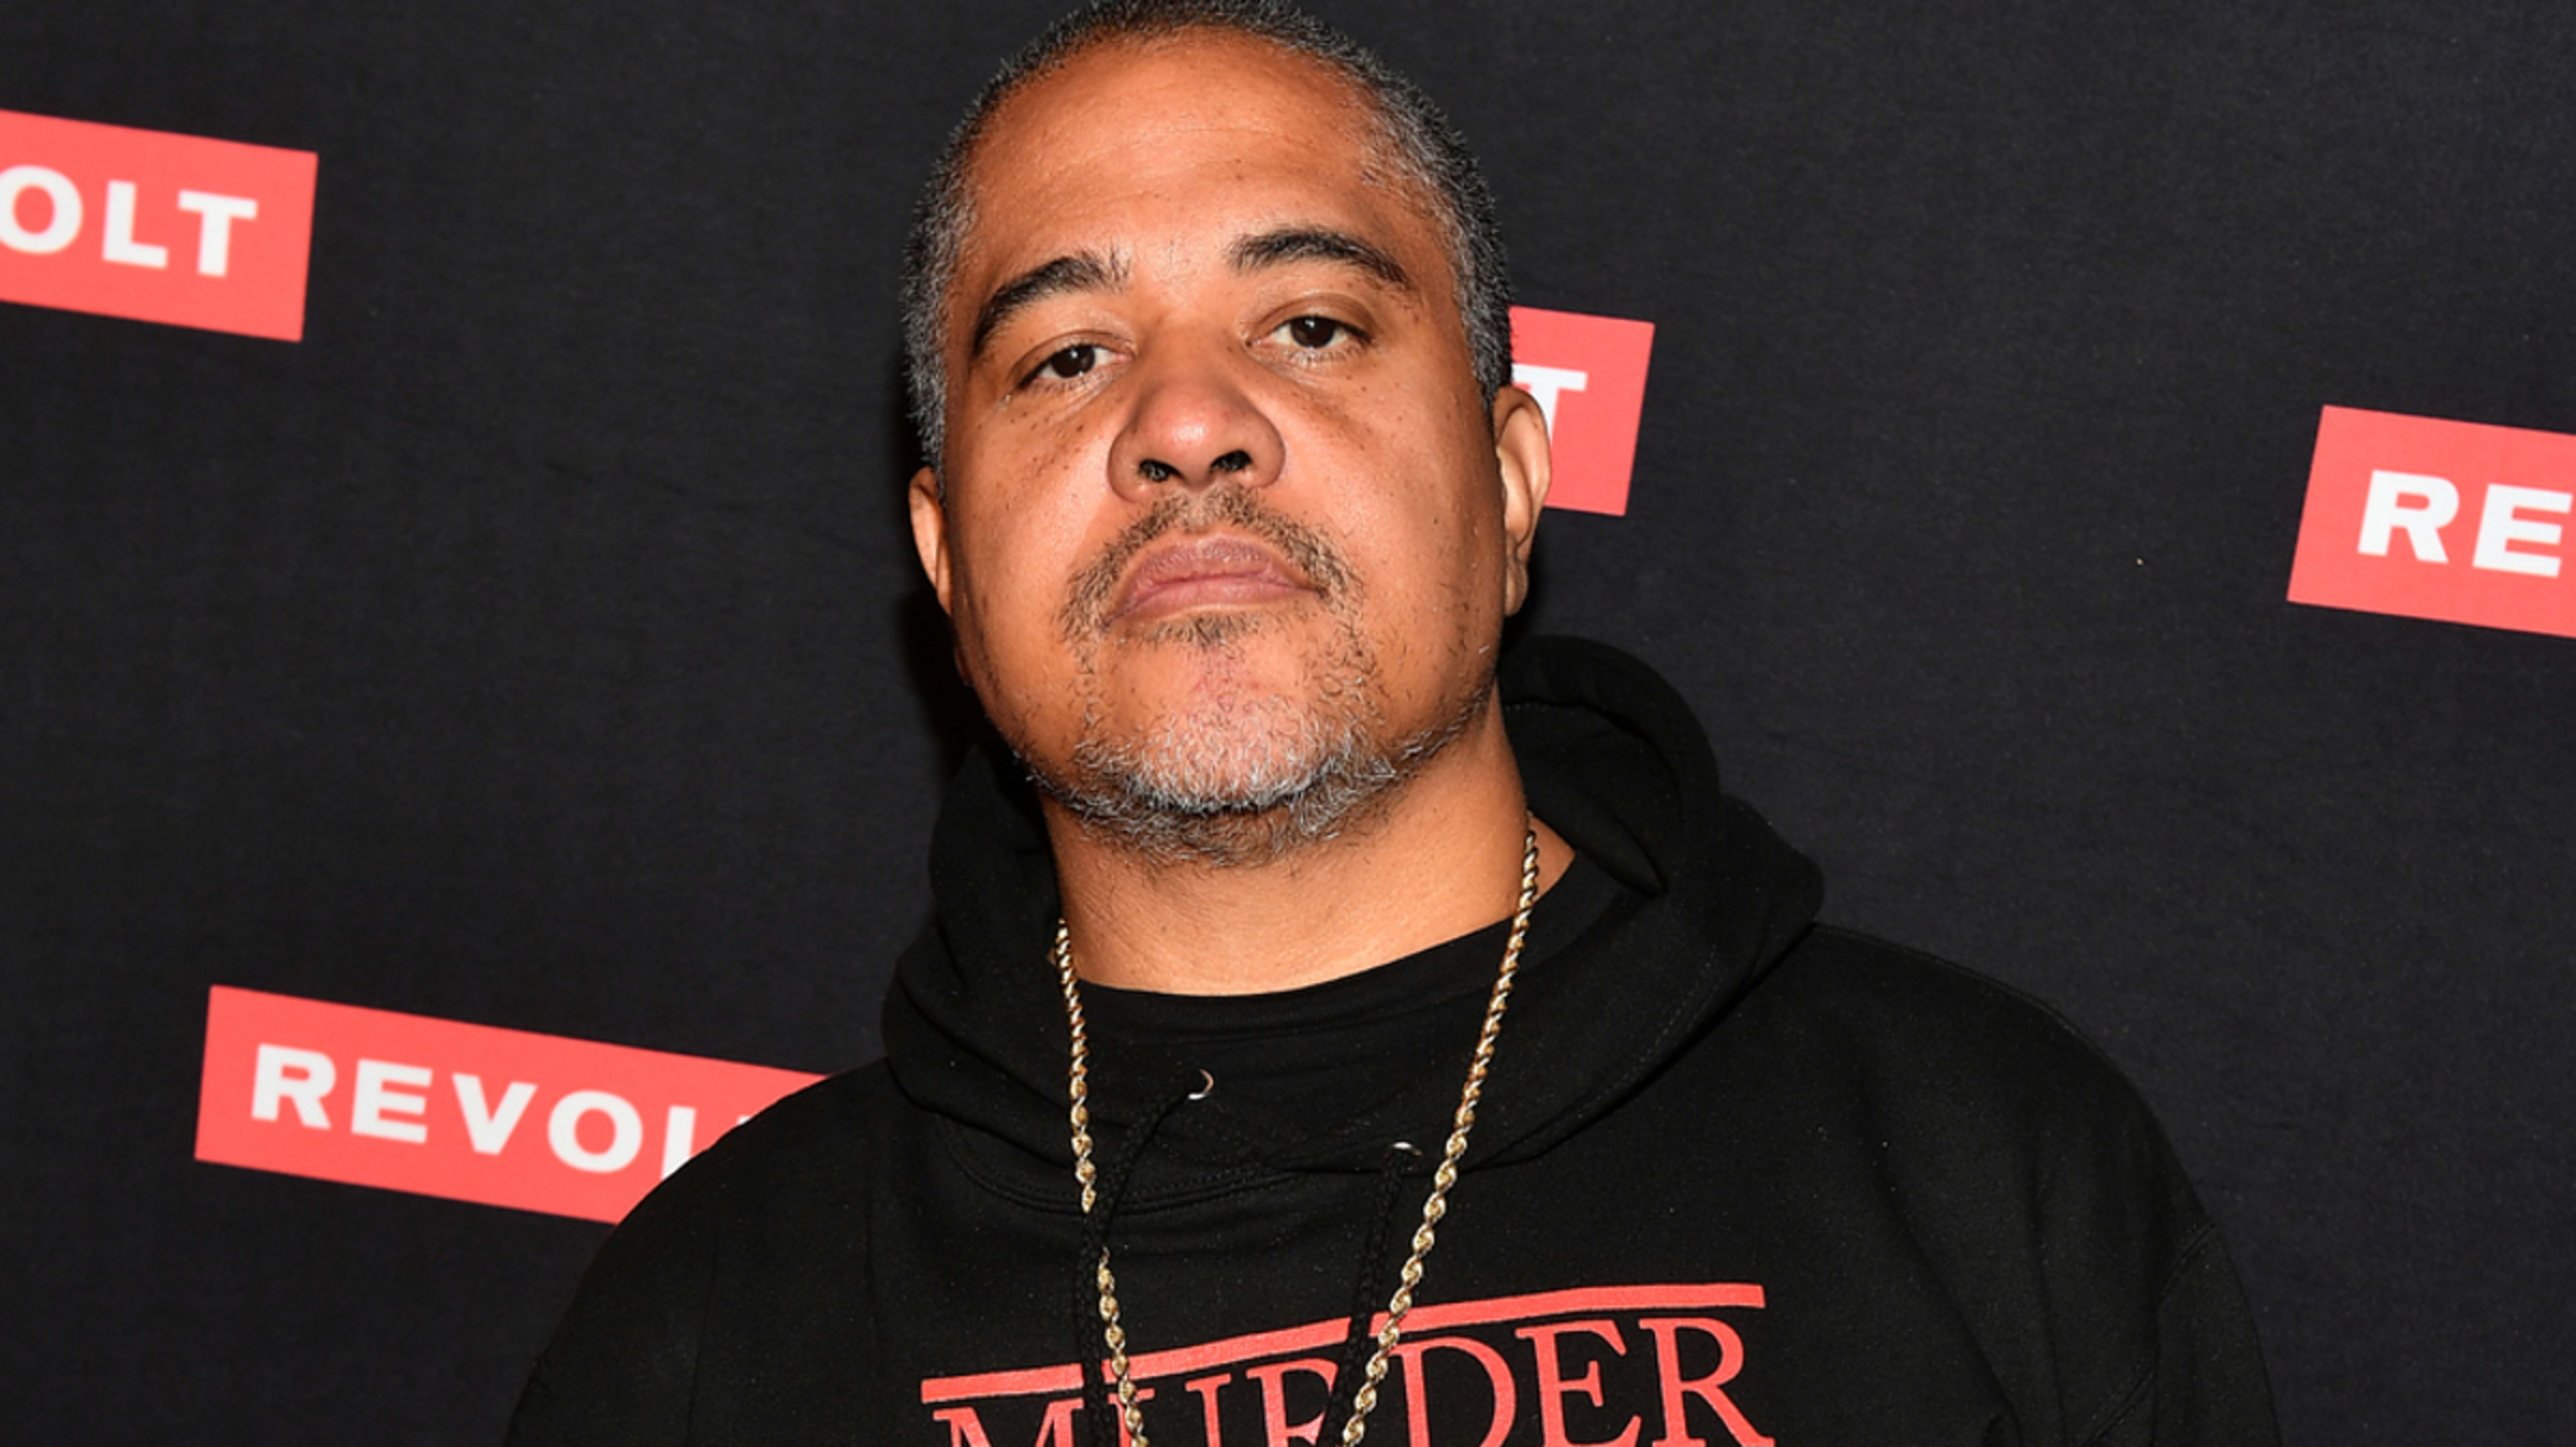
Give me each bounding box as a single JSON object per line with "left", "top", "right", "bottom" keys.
{"left": 0, "top": 109, "right": 317, "bottom": 340}
{"left": 2290, "top": 406, "right": 2576, "bottom": 641}
{"left": 195, "top": 987, "right": 821, "bottom": 1221}
{"left": 1510, "top": 306, "right": 1656, "bottom": 517}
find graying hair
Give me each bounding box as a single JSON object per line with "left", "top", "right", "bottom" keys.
{"left": 899, "top": 0, "right": 1513, "bottom": 472}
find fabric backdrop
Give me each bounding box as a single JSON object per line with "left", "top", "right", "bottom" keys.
{"left": 5, "top": 1, "right": 2571, "bottom": 1440}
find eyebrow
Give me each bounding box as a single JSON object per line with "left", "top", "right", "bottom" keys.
{"left": 969, "top": 250, "right": 1129, "bottom": 362}
{"left": 1228, "top": 226, "right": 1415, "bottom": 294}
{"left": 964, "top": 228, "right": 1416, "bottom": 364}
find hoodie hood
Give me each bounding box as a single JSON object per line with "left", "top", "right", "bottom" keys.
{"left": 522, "top": 634, "right": 2277, "bottom": 1447}
{"left": 880, "top": 636, "right": 1823, "bottom": 1199}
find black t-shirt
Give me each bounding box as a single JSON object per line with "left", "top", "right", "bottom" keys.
{"left": 1078, "top": 854, "right": 1629, "bottom": 1137}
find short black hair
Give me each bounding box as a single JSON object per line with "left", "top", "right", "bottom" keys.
{"left": 900, "top": 0, "right": 1513, "bottom": 470}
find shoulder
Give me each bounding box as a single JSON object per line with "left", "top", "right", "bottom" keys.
{"left": 507, "top": 1062, "right": 907, "bottom": 1444}
{"left": 1727, "top": 930, "right": 2265, "bottom": 1439}
{"left": 1741, "top": 922, "right": 2225, "bottom": 1277}
{"left": 676, "top": 1059, "right": 904, "bottom": 1189}
{"left": 1750, "top": 926, "right": 2162, "bottom": 1128}
{"left": 1731, "top": 925, "right": 2214, "bottom": 1256}
{"left": 604, "top": 1059, "right": 912, "bottom": 1254}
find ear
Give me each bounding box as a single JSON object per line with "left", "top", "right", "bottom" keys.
{"left": 908, "top": 466, "right": 955, "bottom": 614}
{"left": 1491, "top": 385, "right": 1552, "bottom": 616}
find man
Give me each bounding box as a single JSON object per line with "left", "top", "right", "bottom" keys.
{"left": 513, "top": 3, "right": 2278, "bottom": 1444}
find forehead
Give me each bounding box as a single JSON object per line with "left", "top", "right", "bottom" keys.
{"left": 953, "top": 32, "right": 1446, "bottom": 308}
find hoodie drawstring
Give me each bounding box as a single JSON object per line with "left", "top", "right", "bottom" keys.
{"left": 1074, "top": 1071, "right": 1205, "bottom": 1447}
{"left": 1319, "top": 1141, "right": 1422, "bottom": 1446}
{"left": 1074, "top": 1107, "right": 1420, "bottom": 1447}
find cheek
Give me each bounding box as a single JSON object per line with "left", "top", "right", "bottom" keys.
{"left": 944, "top": 513, "right": 1074, "bottom": 708}
{"left": 1330, "top": 417, "right": 1507, "bottom": 612}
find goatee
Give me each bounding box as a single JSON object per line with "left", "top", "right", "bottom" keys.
{"left": 1022, "top": 485, "right": 1480, "bottom": 867}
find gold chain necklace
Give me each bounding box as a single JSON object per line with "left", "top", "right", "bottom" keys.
{"left": 1054, "top": 823, "right": 1541, "bottom": 1447}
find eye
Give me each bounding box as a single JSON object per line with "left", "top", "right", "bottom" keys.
{"left": 1029, "top": 343, "right": 1104, "bottom": 383}
{"left": 1279, "top": 315, "right": 1358, "bottom": 350}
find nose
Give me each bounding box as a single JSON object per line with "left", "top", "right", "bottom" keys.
{"left": 1107, "top": 339, "right": 1285, "bottom": 500}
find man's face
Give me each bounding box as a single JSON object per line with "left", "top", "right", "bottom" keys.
{"left": 911, "top": 32, "right": 1548, "bottom": 860}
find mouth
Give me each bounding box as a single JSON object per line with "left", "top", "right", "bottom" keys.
{"left": 1106, "top": 533, "right": 1319, "bottom": 627}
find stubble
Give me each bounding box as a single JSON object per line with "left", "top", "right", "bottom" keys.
{"left": 1024, "top": 484, "right": 1482, "bottom": 867}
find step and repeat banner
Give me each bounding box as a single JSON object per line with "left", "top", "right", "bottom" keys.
{"left": 5, "top": 2, "right": 2571, "bottom": 1442}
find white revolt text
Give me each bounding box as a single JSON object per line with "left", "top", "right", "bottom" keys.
{"left": 0, "top": 166, "right": 260, "bottom": 276}
{"left": 245, "top": 1040, "right": 733, "bottom": 1180}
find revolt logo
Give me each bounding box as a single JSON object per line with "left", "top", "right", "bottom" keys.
{"left": 2288, "top": 405, "right": 2576, "bottom": 641}
{"left": 1511, "top": 306, "right": 1656, "bottom": 517}
{"left": 195, "top": 986, "right": 822, "bottom": 1222}
{"left": 0, "top": 108, "right": 317, "bottom": 340}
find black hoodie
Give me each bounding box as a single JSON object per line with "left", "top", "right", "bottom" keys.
{"left": 511, "top": 637, "right": 2277, "bottom": 1446}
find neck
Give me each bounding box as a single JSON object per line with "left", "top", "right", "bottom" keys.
{"left": 1045, "top": 700, "right": 1574, "bottom": 995}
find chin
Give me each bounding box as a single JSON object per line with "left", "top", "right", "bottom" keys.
{"left": 1037, "top": 661, "right": 1487, "bottom": 869}
{"left": 1091, "top": 688, "right": 1373, "bottom": 807}
{"left": 1025, "top": 610, "right": 1394, "bottom": 863}
{"left": 1048, "top": 704, "right": 1400, "bottom": 865}
{"left": 1097, "top": 604, "right": 1330, "bottom": 723}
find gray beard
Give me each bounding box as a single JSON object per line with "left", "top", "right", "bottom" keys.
{"left": 1032, "top": 612, "right": 1483, "bottom": 867}
{"left": 1014, "top": 482, "right": 1483, "bottom": 867}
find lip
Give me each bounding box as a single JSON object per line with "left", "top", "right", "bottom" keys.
{"left": 1106, "top": 533, "right": 1318, "bottom": 625}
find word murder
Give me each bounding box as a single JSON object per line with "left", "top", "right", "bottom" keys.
{"left": 932, "top": 1316, "right": 1772, "bottom": 1447}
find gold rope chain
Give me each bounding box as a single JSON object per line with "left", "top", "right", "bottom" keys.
{"left": 1055, "top": 823, "right": 1542, "bottom": 1447}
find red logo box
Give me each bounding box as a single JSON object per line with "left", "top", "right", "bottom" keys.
{"left": 1511, "top": 306, "right": 1656, "bottom": 517}
{"left": 2288, "top": 406, "right": 2576, "bottom": 641}
{"left": 196, "top": 986, "right": 823, "bottom": 1222}
{"left": 1, "top": 109, "right": 317, "bottom": 340}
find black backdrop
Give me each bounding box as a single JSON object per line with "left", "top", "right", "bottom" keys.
{"left": 6, "top": 1, "right": 2573, "bottom": 1440}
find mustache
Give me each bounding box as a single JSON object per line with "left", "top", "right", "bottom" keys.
{"left": 1059, "top": 484, "right": 1355, "bottom": 639}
